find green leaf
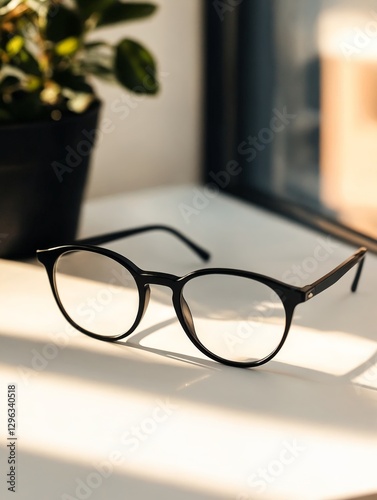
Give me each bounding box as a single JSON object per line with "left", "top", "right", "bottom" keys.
{"left": 97, "top": 2, "right": 157, "bottom": 27}
{"left": 75, "top": 0, "right": 114, "bottom": 19}
{"left": 83, "top": 40, "right": 114, "bottom": 75}
{"left": 5, "top": 36, "right": 24, "bottom": 58}
{"left": 46, "top": 5, "right": 83, "bottom": 42}
{"left": 84, "top": 41, "right": 109, "bottom": 50}
{"left": 25, "top": 75, "right": 42, "bottom": 91}
{"left": 55, "top": 37, "right": 80, "bottom": 56}
{"left": 115, "top": 39, "right": 158, "bottom": 94}
{"left": 10, "top": 48, "right": 41, "bottom": 76}
{"left": 84, "top": 62, "right": 115, "bottom": 81}
{"left": 53, "top": 69, "right": 94, "bottom": 94}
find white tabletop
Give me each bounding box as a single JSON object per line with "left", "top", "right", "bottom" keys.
{"left": 0, "top": 185, "right": 376, "bottom": 500}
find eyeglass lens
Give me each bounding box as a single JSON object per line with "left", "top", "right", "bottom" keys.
{"left": 55, "top": 250, "right": 140, "bottom": 337}
{"left": 182, "top": 274, "right": 286, "bottom": 363}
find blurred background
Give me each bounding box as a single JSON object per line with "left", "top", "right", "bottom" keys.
{"left": 86, "top": 0, "right": 203, "bottom": 199}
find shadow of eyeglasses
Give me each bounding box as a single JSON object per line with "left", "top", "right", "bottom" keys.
{"left": 115, "top": 316, "right": 377, "bottom": 391}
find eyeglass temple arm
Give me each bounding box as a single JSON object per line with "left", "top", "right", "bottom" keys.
{"left": 301, "top": 247, "right": 367, "bottom": 301}
{"left": 75, "top": 225, "right": 210, "bottom": 262}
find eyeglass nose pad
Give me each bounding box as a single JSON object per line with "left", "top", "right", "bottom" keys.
{"left": 180, "top": 296, "right": 196, "bottom": 336}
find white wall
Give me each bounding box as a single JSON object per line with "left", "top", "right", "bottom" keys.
{"left": 85, "top": 0, "right": 203, "bottom": 199}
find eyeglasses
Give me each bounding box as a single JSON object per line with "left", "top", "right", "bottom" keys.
{"left": 37, "top": 225, "right": 367, "bottom": 368}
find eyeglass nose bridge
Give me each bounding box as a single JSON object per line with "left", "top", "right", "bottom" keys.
{"left": 138, "top": 271, "right": 197, "bottom": 339}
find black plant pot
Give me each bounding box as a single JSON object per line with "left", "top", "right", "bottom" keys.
{"left": 0, "top": 102, "right": 101, "bottom": 259}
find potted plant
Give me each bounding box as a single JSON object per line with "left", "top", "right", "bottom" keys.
{"left": 0, "top": 0, "right": 159, "bottom": 258}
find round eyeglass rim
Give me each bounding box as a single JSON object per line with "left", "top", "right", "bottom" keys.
{"left": 37, "top": 244, "right": 302, "bottom": 368}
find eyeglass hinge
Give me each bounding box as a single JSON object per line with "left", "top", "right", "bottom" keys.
{"left": 306, "top": 289, "right": 315, "bottom": 300}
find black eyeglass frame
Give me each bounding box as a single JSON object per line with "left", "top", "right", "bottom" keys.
{"left": 37, "top": 225, "right": 367, "bottom": 368}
